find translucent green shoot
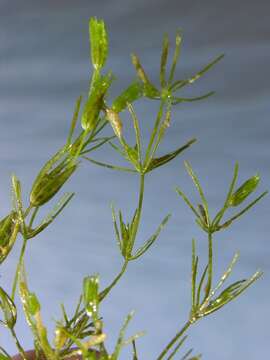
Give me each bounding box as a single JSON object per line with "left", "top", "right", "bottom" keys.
{"left": 212, "top": 162, "right": 239, "bottom": 227}
{"left": 145, "top": 138, "right": 196, "bottom": 173}
{"left": 131, "top": 53, "right": 160, "bottom": 99}
{"left": 167, "top": 335, "right": 188, "bottom": 360}
{"left": 80, "top": 135, "right": 115, "bottom": 155}
{"left": 83, "top": 275, "right": 100, "bottom": 322}
{"left": 111, "top": 311, "right": 136, "bottom": 360}
{"left": 132, "top": 340, "right": 139, "bottom": 360}
{"left": 168, "top": 30, "right": 182, "bottom": 84}
{"left": 175, "top": 187, "right": 202, "bottom": 220}
{"left": 191, "top": 239, "right": 198, "bottom": 314}
{"left": 160, "top": 33, "right": 169, "bottom": 87}
{"left": 0, "top": 346, "right": 12, "bottom": 360}
{"left": 67, "top": 96, "right": 82, "bottom": 147}
{"left": 184, "top": 161, "right": 210, "bottom": 226}
{"left": 171, "top": 91, "right": 215, "bottom": 104}
{"left": 195, "top": 265, "right": 208, "bottom": 307}
{"left": 127, "top": 103, "right": 142, "bottom": 167}
{"left": 27, "top": 193, "right": 74, "bottom": 238}
{"left": 202, "top": 270, "right": 263, "bottom": 317}
{"left": 130, "top": 213, "right": 171, "bottom": 260}
{"left": 217, "top": 190, "right": 268, "bottom": 230}
{"left": 82, "top": 156, "right": 137, "bottom": 173}
{"left": 89, "top": 17, "right": 108, "bottom": 71}
{"left": 170, "top": 54, "right": 225, "bottom": 92}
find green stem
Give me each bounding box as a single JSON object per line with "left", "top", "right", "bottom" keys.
{"left": 156, "top": 320, "right": 191, "bottom": 360}
{"left": 10, "top": 328, "right": 27, "bottom": 360}
{"left": 144, "top": 102, "right": 164, "bottom": 167}
{"left": 147, "top": 101, "right": 172, "bottom": 165}
{"left": 130, "top": 174, "right": 145, "bottom": 245}
{"left": 79, "top": 116, "right": 108, "bottom": 154}
{"left": 29, "top": 207, "right": 39, "bottom": 229}
{"left": 24, "top": 205, "right": 32, "bottom": 218}
{"left": 99, "top": 260, "right": 129, "bottom": 302}
{"left": 205, "top": 231, "right": 213, "bottom": 298}
{"left": 67, "top": 175, "right": 145, "bottom": 324}
{"left": 11, "top": 205, "right": 34, "bottom": 301}
{"left": 11, "top": 235, "right": 27, "bottom": 301}
{"left": 99, "top": 174, "right": 145, "bottom": 302}
{"left": 89, "top": 69, "right": 100, "bottom": 95}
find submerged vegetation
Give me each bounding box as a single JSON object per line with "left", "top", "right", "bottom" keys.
{"left": 0, "top": 17, "right": 266, "bottom": 360}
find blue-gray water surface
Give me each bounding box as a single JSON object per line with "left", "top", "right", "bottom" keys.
{"left": 0, "top": 1, "right": 269, "bottom": 359}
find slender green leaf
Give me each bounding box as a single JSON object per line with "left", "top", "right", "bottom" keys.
{"left": 184, "top": 161, "right": 209, "bottom": 225}
{"left": 112, "top": 81, "right": 143, "bottom": 113}
{"left": 122, "top": 141, "right": 140, "bottom": 169}
{"left": 67, "top": 96, "right": 82, "bottom": 146}
{"left": 144, "top": 102, "right": 165, "bottom": 167}
{"left": 146, "top": 138, "right": 196, "bottom": 173}
{"left": 131, "top": 54, "right": 159, "bottom": 98}
{"left": 91, "top": 116, "right": 108, "bottom": 138}
{"left": 203, "top": 271, "right": 262, "bottom": 316}
{"left": 212, "top": 162, "right": 239, "bottom": 227}
{"left": 191, "top": 239, "right": 198, "bottom": 311}
{"left": 111, "top": 204, "right": 122, "bottom": 252}
{"left": 229, "top": 174, "right": 260, "bottom": 207}
{"left": 108, "top": 140, "right": 126, "bottom": 157}
{"left": 80, "top": 136, "right": 115, "bottom": 155}
{"left": 160, "top": 33, "right": 169, "bottom": 87}
{"left": 145, "top": 104, "right": 172, "bottom": 171}
{"left": 170, "top": 54, "right": 225, "bottom": 92}
{"left": 83, "top": 156, "right": 137, "bottom": 173}
{"left": 196, "top": 265, "right": 208, "bottom": 307}
{"left": 128, "top": 103, "right": 142, "bottom": 166}
{"left": 131, "top": 54, "right": 152, "bottom": 86}
{"left": 130, "top": 214, "right": 171, "bottom": 260}
{"left": 118, "top": 210, "right": 134, "bottom": 259}
{"left": 198, "top": 204, "right": 208, "bottom": 225}
{"left": 123, "top": 331, "right": 145, "bottom": 347}
{"left": 60, "top": 303, "right": 69, "bottom": 324}
{"left": 27, "top": 193, "right": 74, "bottom": 238}
{"left": 176, "top": 188, "right": 201, "bottom": 220}
{"left": 156, "top": 107, "right": 171, "bottom": 147}
{"left": 111, "top": 311, "right": 135, "bottom": 360}
{"left": 219, "top": 191, "right": 268, "bottom": 229}
{"left": 168, "top": 30, "right": 182, "bottom": 84}
{"left": 167, "top": 335, "right": 188, "bottom": 360}
{"left": 0, "top": 347, "right": 11, "bottom": 360}
{"left": 11, "top": 175, "right": 25, "bottom": 233}
{"left": 208, "top": 252, "right": 240, "bottom": 300}
{"left": 171, "top": 91, "right": 215, "bottom": 104}
{"left": 132, "top": 340, "right": 138, "bottom": 360}
{"left": 180, "top": 349, "right": 193, "bottom": 360}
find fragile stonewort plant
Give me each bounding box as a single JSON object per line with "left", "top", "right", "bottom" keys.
{"left": 0, "top": 17, "right": 267, "bottom": 360}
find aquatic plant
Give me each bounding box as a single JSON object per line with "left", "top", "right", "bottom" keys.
{"left": 0, "top": 18, "right": 266, "bottom": 360}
